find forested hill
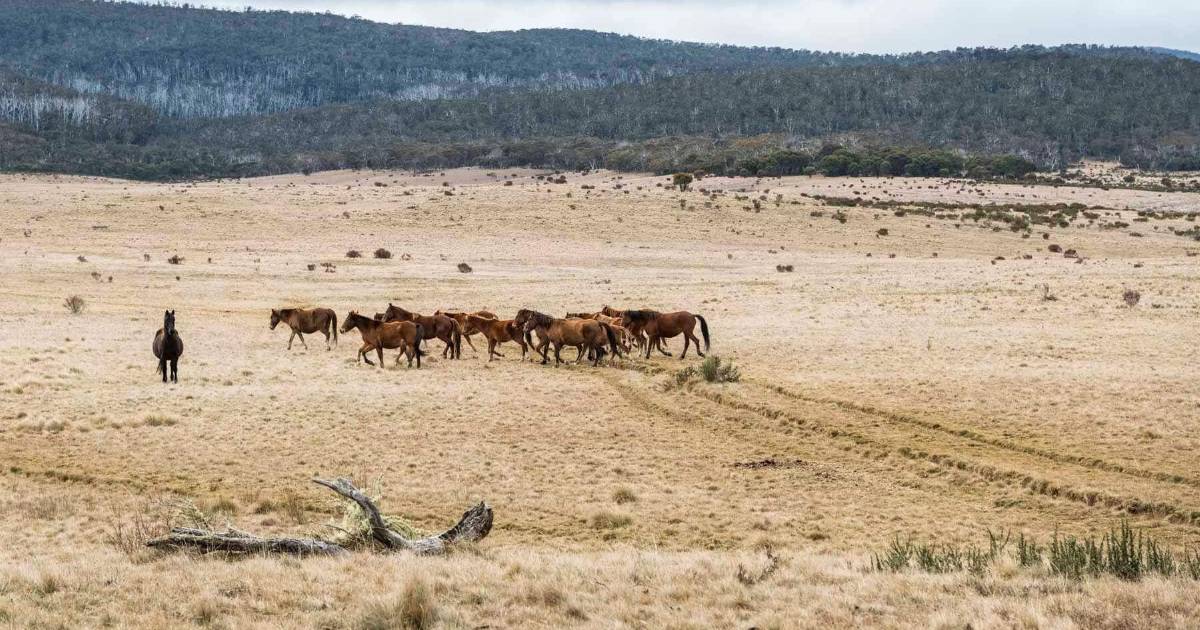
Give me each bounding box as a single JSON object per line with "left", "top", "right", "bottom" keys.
{"left": 0, "top": 0, "right": 1198, "bottom": 180}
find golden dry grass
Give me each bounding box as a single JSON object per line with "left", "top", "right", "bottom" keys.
{"left": 1, "top": 166, "right": 1199, "bottom": 627}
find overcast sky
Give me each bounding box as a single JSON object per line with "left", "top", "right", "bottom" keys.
{"left": 192, "top": 0, "right": 1199, "bottom": 53}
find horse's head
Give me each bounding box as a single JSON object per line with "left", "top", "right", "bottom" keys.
{"left": 163, "top": 310, "right": 176, "bottom": 336}
{"left": 339, "top": 311, "right": 359, "bottom": 333}
{"left": 269, "top": 309, "right": 281, "bottom": 330}
{"left": 385, "top": 304, "right": 413, "bottom": 322}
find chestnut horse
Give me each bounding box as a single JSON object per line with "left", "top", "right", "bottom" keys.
{"left": 340, "top": 311, "right": 424, "bottom": 368}
{"left": 466, "top": 314, "right": 527, "bottom": 361}
{"left": 383, "top": 304, "right": 462, "bottom": 359}
{"left": 620, "top": 309, "right": 710, "bottom": 359}
{"left": 435, "top": 309, "right": 497, "bottom": 354}
{"left": 519, "top": 310, "right": 620, "bottom": 367}
{"left": 270, "top": 307, "right": 338, "bottom": 350}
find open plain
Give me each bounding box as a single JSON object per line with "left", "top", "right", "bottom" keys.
{"left": 1, "top": 167, "right": 1199, "bottom": 628}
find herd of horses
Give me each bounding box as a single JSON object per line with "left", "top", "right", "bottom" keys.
{"left": 268, "top": 304, "right": 711, "bottom": 369}
{"left": 152, "top": 305, "right": 709, "bottom": 382}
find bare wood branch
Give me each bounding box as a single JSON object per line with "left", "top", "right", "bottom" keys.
{"left": 311, "top": 477, "right": 492, "bottom": 555}
{"left": 144, "top": 477, "right": 492, "bottom": 558}
{"left": 146, "top": 527, "right": 348, "bottom": 556}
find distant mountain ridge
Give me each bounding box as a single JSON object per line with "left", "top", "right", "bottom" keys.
{"left": 0, "top": 0, "right": 1198, "bottom": 179}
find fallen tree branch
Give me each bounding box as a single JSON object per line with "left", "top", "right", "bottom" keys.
{"left": 147, "top": 527, "right": 348, "bottom": 556}
{"left": 312, "top": 477, "right": 492, "bottom": 555}
{"left": 145, "top": 477, "right": 492, "bottom": 557}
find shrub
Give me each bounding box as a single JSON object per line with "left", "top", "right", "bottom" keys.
{"left": 358, "top": 578, "right": 437, "bottom": 630}
{"left": 1123, "top": 289, "right": 1141, "bottom": 307}
{"left": 877, "top": 228, "right": 889, "bottom": 236}
{"left": 776, "top": 264, "right": 794, "bottom": 272}
{"left": 699, "top": 356, "right": 740, "bottom": 383}
{"left": 457, "top": 262, "right": 473, "bottom": 273}
{"left": 63, "top": 295, "right": 85, "bottom": 314}
{"left": 612, "top": 487, "right": 638, "bottom": 505}
{"left": 167, "top": 255, "right": 183, "bottom": 265}
{"left": 373, "top": 248, "right": 392, "bottom": 259}
{"left": 346, "top": 249, "right": 362, "bottom": 258}
{"left": 590, "top": 511, "right": 633, "bottom": 529}
{"left": 672, "top": 172, "right": 694, "bottom": 191}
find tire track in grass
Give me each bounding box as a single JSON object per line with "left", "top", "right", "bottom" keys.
{"left": 751, "top": 380, "right": 1200, "bottom": 490}
{"left": 681, "top": 384, "right": 1200, "bottom": 527}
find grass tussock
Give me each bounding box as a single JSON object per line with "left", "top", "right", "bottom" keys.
{"left": 663, "top": 356, "right": 740, "bottom": 390}
{"left": 358, "top": 578, "right": 437, "bottom": 630}
{"left": 589, "top": 511, "right": 633, "bottom": 530}
{"left": 875, "top": 522, "right": 1200, "bottom": 581}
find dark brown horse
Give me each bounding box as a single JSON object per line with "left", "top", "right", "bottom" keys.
{"left": 340, "top": 311, "right": 424, "bottom": 368}
{"left": 270, "top": 308, "right": 338, "bottom": 350}
{"left": 519, "top": 310, "right": 620, "bottom": 367}
{"left": 599, "top": 305, "right": 657, "bottom": 355}
{"left": 621, "top": 309, "right": 710, "bottom": 359}
{"left": 435, "top": 309, "right": 497, "bottom": 354}
{"left": 152, "top": 310, "right": 184, "bottom": 383}
{"left": 383, "top": 304, "right": 462, "bottom": 359}
{"left": 466, "top": 314, "right": 527, "bottom": 361}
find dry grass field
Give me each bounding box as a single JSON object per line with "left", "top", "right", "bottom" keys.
{"left": 2, "top": 166, "right": 1199, "bottom": 628}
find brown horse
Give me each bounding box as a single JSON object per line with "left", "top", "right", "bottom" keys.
{"left": 270, "top": 308, "right": 338, "bottom": 350}
{"left": 435, "top": 309, "right": 497, "bottom": 354}
{"left": 152, "top": 309, "right": 184, "bottom": 383}
{"left": 601, "top": 305, "right": 669, "bottom": 355}
{"left": 621, "top": 310, "right": 710, "bottom": 359}
{"left": 519, "top": 310, "right": 620, "bottom": 367}
{"left": 383, "top": 304, "right": 462, "bottom": 359}
{"left": 466, "top": 314, "right": 527, "bottom": 361}
{"left": 340, "top": 311, "right": 424, "bottom": 368}
{"left": 565, "top": 311, "right": 598, "bottom": 319}
{"left": 513, "top": 309, "right": 552, "bottom": 361}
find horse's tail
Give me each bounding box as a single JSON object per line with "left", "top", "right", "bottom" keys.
{"left": 696, "top": 314, "right": 710, "bottom": 352}
{"left": 524, "top": 327, "right": 533, "bottom": 348}
{"left": 330, "top": 311, "right": 338, "bottom": 346}
{"left": 414, "top": 324, "right": 425, "bottom": 358}
{"left": 601, "top": 322, "right": 620, "bottom": 359}
{"left": 453, "top": 322, "right": 462, "bottom": 358}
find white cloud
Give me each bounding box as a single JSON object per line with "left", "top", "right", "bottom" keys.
{"left": 195, "top": 0, "right": 1199, "bottom": 53}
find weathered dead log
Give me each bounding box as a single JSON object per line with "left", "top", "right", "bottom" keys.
{"left": 145, "top": 477, "right": 492, "bottom": 557}
{"left": 147, "top": 527, "right": 348, "bottom": 556}
{"left": 311, "top": 477, "right": 493, "bottom": 555}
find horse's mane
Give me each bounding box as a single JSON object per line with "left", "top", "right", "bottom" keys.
{"left": 525, "top": 310, "right": 554, "bottom": 327}
{"left": 622, "top": 309, "right": 660, "bottom": 322}
{"left": 278, "top": 308, "right": 295, "bottom": 316}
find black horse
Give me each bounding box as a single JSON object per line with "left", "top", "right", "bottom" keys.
{"left": 153, "top": 310, "right": 184, "bottom": 383}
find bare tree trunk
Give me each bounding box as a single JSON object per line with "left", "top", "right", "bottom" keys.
{"left": 147, "top": 527, "right": 348, "bottom": 556}
{"left": 146, "top": 477, "right": 492, "bottom": 557}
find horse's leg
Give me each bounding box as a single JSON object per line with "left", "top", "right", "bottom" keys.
{"left": 689, "top": 330, "right": 705, "bottom": 358}
{"left": 297, "top": 332, "right": 308, "bottom": 350}
{"left": 464, "top": 333, "right": 478, "bottom": 354}
{"left": 323, "top": 329, "right": 331, "bottom": 350}
{"left": 171, "top": 358, "right": 178, "bottom": 382}
{"left": 375, "top": 345, "right": 384, "bottom": 368}
{"left": 160, "top": 357, "right": 168, "bottom": 383}
{"left": 553, "top": 342, "right": 563, "bottom": 366}
{"left": 657, "top": 336, "right": 672, "bottom": 357}
{"left": 287, "top": 330, "right": 295, "bottom": 350}
{"left": 680, "top": 333, "right": 690, "bottom": 359}
{"left": 487, "top": 339, "right": 498, "bottom": 362}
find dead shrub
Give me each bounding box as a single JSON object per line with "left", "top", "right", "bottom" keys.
{"left": 1123, "top": 289, "right": 1141, "bottom": 307}
{"left": 63, "top": 295, "right": 85, "bottom": 314}
{"left": 457, "top": 262, "right": 473, "bottom": 273}
{"left": 346, "top": 249, "right": 362, "bottom": 258}
{"left": 373, "top": 248, "right": 392, "bottom": 259}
